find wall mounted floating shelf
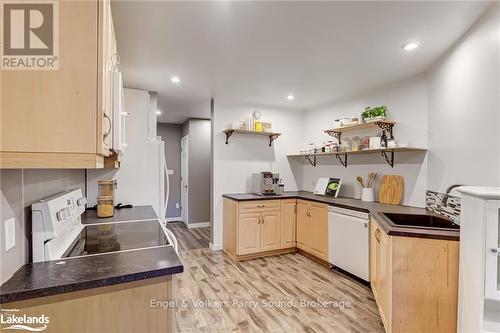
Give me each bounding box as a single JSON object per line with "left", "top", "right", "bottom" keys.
{"left": 223, "top": 129, "right": 281, "bottom": 147}
{"left": 288, "top": 147, "right": 427, "bottom": 168}
{"left": 324, "top": 120, "right": 396, "bottom": 144}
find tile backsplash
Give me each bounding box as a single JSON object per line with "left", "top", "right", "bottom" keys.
{"left": 426, "top": 190, "right": 461, "bottom": 220}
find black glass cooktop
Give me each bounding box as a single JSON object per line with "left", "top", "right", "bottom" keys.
{"left": 64, "top": 220, "right": 170, "bottom": 258}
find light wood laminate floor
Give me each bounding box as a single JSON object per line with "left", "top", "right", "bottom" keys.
{"left": 171, "top": 246, "right": 384, "bottom": 332}
{"left": 166, "top": 222, "right": 211, "bottom": 252}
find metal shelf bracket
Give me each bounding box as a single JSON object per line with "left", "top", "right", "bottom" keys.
{"left": 335, "top": 153, "right": 348, "bottom": 168}
{"left": 269, "top": 134, "right": 280, "bottom": 147}
{"left": 325, "top": 130, "right": 342, "bottom": 144}
{"left": 224, "top": 130, "right": 235, "bottom": 144}
{"left": 375, "top": 121, "right": 395, "bottom": 139}
{"left": 305, "top": 155, "right": 317, "bottom": 167}
{"left": 381, "top": 150, "right": 394, "bottom": 168}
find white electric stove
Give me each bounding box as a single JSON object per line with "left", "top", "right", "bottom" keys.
{"left": 31, "top": 188, "right": 178, "bottom": 263}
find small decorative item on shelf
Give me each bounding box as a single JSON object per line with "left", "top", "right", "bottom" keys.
{"left": 261, "top": 122, "right": 272, "bottom": 132}
{"left": 362, "top": 106, "right": 387, "bottom": 123}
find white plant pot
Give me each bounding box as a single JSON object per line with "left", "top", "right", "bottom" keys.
{"left": 361, "top": 188, "right": 375, "bottom": 202}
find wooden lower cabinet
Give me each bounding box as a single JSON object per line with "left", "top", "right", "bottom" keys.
{"left": 261, "top": 211, "right": 282, "bottom": 252}
{"left": 370, "top": 218, "right": 459, "bottom": 333}
{"left": 224, "top": 199, "right": 288, "bottom": 260}
{"left": 296, "top": 200, "right": 329, "bottom": 261}
{"left": 237, "top": 213, "right": 261, "bottom": 255}
{"left": 281, "top": 199, "right": 297, "bottom": 248}
{"left": 296, "top": 200, "right": 310, "bottom": 250}
{"left": 2, "top": 276, "right": 173, "bottom": 333}
{"left": 308, "top": 202, "right": 329, "bottom": 261}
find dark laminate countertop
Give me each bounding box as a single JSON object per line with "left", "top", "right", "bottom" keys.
{"left": 1, "top": 205, "right": 183, "bottom": 304}
{"left": 223, "top": 191, "right": 459, "bottom": 241}
{"left": 82, "top": 205, "right": 158, "bottom": 224}
{"left": 0, "top": 246, "right": 182, "bottom": 304}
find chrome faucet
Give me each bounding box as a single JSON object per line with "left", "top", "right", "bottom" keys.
{"left": 441, "top": 184, "right": 465, "bottom": 206}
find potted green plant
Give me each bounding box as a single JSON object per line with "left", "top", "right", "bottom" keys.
{"left": 362, "top": 106, "right": 387, "bottom": 122}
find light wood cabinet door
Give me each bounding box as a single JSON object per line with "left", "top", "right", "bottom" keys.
{"left": 1, "top": 1, "right": 98, "bottom": 154}
{"left": 373, "top": 223, "right": 392, "bottom": 331}
{"left": 281, "top": 200, "right": 296, "bottom": 248}
{"left": 296, "top": 200, "right": 310, "bottom": 250}
{"left": 369, "top": 220, "right": 378, "bottom": 283}
{"left": 237, "top": 213, "right": 261, "bottom": 255}
{"left": 309, "top": 202, "right": 329, "bottom": 261}
{"left": 260, "top": 211, "right": 281, "bottom": 252}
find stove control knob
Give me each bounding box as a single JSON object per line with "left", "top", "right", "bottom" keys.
{"left": 57, "top": 207, "right": 73, "bottom": 221}
{"left": 77, "top": 197, "right": 87, "bottom": 207}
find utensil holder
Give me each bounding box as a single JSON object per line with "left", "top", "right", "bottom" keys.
{"left": 361, "top": 188, "right": 375, "bottom": 202}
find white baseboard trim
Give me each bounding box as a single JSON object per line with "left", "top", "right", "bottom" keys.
{"left": 209, "top": 242, "right": 223, "bottom": 251}
{"left": 187, "top": 222, "right": 211, "bottom": 229}
{"left": 165, "top": 217, "right": 182, "bottom": 223}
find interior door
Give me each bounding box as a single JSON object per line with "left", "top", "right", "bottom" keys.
{"left": 260, "top": 211, "right": 281, "bottom": 252}
{"left": 180, "top": 135, "right": 189, "bottom": 223}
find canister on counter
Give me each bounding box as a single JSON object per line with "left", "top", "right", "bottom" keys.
{"left": 97, "top": 196, "right": 114, "bottom": 218}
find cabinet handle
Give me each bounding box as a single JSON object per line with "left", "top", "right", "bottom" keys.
{"left": 490, "top": 248, "right": 500, "bottom": 256}
{"left": 375, "top": 229, "right": 381, "bottom": 242}
{"left": 103, "top": 113, "right": 112, "bottom": 139}
{"left": 257, "top": 205, "right": 265, "bottom": 208}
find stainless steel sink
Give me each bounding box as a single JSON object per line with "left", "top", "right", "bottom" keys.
{"left": 381, "top": 213, "right": 460, "bottom": 230}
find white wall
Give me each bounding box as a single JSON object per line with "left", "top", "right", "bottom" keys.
{"left": 300, "top": 74, "right": 429, "bottom": 206}
{"left": 427, "top": 3, "right": 500, "bottom": 191}
{"left": 87, "top": 88, "right": 163, "bottom": 216}
{"left": 212, "top": 102, "right": 304, "bottom": 248}
{"left": 0, "top": 170, "right": 85, "bottom": 284}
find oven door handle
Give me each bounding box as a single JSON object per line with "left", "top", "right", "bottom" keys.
{"left": 164, "top": 227, "right": 179, "bottom": 254}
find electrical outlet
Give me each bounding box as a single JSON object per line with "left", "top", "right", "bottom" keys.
{"left": 175, "top": 203, "right": 180, "bottom": 209}
{"left": 4, "top": 218, "right": 15, "bottom": 251}
{"left": 167, "top": 169, "right": 174, "bottom": 175}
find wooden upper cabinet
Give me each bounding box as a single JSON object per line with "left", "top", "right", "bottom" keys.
{"left": 281, "top": 199, "right": 296, "bottom": 248}
{"left": 309, "top": 202, "right": 329, "bottom": 261}
{"left": 0, "top": 0, "right": 117, "bottom": 168}
{"left": 260, "top": 211, "right": 281, "bottom": 252}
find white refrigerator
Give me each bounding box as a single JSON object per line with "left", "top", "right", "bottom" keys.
{"left": 87, "top": 88, "right": 169, "bottom": 222}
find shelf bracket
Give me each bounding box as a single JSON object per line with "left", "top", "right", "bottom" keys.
{"left": 375, "top": 121, "right": 395, "bottom": 139}
{"left": 224, "top": 130, "right": 235, "bottom": 144}
{"left": 269, "top": 134, "right": 281, "bottom": 147}
{"left": 381, "top": 150, "right": 394, "bottom": 168}
{"left": 305, "top": 155, "right": 317, "bottom": 167}
{"left": 335, "top": 153, "right": 348, "bottom": 168}
{"left": 324, "top": 130, "right": 342, "bottom": 144}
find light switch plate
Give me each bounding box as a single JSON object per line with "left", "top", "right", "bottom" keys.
{"left": 4, "top": 218, "right": 15, "bottom": 251}
{"left": 167, "top": 169, "right": 174, "bottom": 175}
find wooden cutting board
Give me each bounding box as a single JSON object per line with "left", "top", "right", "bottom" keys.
{"left": 378, "top": 175, "right": 404, "bottom": 204}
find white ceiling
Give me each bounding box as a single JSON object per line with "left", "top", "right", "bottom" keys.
{"left": 111, "top": 1, "right": 492, "bottom": 124}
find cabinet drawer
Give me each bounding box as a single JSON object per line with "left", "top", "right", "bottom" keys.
{"left": 239, "top": 200, "right": 281, "bottom": 213}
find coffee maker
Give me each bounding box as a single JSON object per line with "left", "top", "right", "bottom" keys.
{"left": 252, "top": 172, "right": 280, "bottom": 196}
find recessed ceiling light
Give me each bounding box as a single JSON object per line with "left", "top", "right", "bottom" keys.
{"left": 403, "top": 42, "right": 419, "bottom": 51}
{"left": 156, "top": 110, "right": 162, "bottom": 115}
{"left": 287, "top": 94, "right": 295, "bottom": 100}
{"left": 171, "top": 76, "right": 180, "bottom": 83}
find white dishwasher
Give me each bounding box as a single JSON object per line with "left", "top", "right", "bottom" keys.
{"left": 328, "top": 206, "right": 369, "bottom": 281}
